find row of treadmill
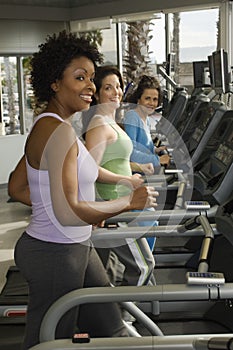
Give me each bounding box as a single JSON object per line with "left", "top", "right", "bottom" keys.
{"left": 1, "top": 58, "right": 233, "bottom": 349}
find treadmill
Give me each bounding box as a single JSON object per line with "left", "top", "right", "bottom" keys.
{"left": 90, "top": 194, "right": 233, "bottom": 335}
{"left": 154, "top": 118, "right": 233, "bottom": 282}
{"left": 154, "top": 65, "right": 189, "bottom": 140}
{"left": 154, "top": 116, "right": 233, "bottom": 268}
{"left": 24, "top": 196, "right": 233, "bottom": 349}
{"left": 173, "top": 90, "right": 210, "bottom": 142}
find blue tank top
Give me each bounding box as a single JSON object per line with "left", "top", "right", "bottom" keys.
{"left": 26, "top": 113, "right": 98, "bottom": 243}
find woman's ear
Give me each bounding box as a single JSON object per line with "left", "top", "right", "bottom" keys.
{"left": 51, "top": 81, "right": 59, "bottom": 93}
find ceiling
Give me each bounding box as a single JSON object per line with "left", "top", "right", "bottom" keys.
{"left": 0, "top": 0, "right": 115, "bottom": 7}
{"left": 0, "top": 0, "right": 220, "bottom": 21}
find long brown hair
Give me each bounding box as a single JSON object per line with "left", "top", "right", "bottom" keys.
{"left": 82, "top": 65, "right": 124, "bottom": 139}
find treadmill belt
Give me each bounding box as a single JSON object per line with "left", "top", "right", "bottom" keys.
{"left": 0, "top": 266, "right": 28, "bottom": 302}
{"left": 0, "top": 318, "right": 25, "bottom": 350}
{"left": 134, "top": 319, "right": 231, "bottom": 336}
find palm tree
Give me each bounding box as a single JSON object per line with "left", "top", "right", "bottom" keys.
{"left": 79, "top": 30, "right": 103, "bottom": 51}
{"left": 122, "top": 20, "right": 154, "bottom": 85}
{"left": 171, "top": 13, "right": 181, "bottom": 84}
{"left": 3, "top": 57, "right": 18, "bottom": 134}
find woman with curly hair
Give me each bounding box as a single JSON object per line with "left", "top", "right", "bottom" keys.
{"left": 8, "top": 31, "right": 158, "bottom": 349}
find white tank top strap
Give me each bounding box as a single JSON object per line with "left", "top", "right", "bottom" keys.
{"left": 32, "top": 112, "right": 64, "bottom": 127}
{"left": 26, "top": 113, "right": 65, "bottom": 140}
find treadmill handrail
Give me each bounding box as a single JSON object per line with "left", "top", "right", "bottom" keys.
{"left": 104, "top": 205, "right": 219, "bottom": 224}
{"left": 194, "top": 336, "right": 233, "bottom": 350}
{"left": 39, "top": 283, "right": 233, "bottom": 343}
{"left": 29, "top": 335, "right": 233, "bottom": 350}
{"left": 158, "top": 66, "right": 177, "bottom": 89}
{"left": 91, "top": 224, "right": 219, "bottom": 243}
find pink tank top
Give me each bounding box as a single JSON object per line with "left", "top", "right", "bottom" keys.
{"left": 26, "top": 113, "right": 98, "bottom": 243}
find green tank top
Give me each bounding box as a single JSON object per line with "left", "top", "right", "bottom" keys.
{"left": 96, "top": 120, "right": 133, "bottom": 200}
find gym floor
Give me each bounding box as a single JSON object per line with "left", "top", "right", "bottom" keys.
{"left": 0, "top": 184, "right": 30, "bottom": 293}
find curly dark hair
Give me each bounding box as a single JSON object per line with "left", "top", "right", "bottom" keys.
{"left": 127, "top": 74, "right": 163, "bottom": 106}
{"left": 30, "top": 30, "right": 103, "bottom": 106}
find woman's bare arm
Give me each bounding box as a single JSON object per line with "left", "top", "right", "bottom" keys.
{"left": 45, "top": 122, "right": 158, "bottom": 226}
{"left": 8, "top": 155, "right": 31, "bottom": 206}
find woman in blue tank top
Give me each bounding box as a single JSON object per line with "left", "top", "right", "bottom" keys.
{"left": 123, "top": 74, "right": 170, "bottom": 168}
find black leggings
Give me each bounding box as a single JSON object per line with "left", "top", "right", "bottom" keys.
{"left": 14, "top": 232, "right": 128, "bottom": 350}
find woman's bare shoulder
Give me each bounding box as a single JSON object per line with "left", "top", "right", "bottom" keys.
{"left": 88, "top": 114, "right": 109, "bottom": 129}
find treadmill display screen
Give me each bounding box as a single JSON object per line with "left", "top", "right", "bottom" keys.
{"left": 214, "top": 131, "right": 233, "bottom": 166}
{"left": 228, "top": 130, "right": 233, "bottom": 143}
{"left": 191, "top": 106, "right": 214, "bottom": 143}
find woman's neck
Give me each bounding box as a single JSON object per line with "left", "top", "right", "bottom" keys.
{"left": 135, "top": 105, "right": 147, "bottom": 122}
{"left": 96, "top": 104, "right": 116, "bottom": 120}
{"left": 46, "top": 99, "right": 72, "bottom": 121}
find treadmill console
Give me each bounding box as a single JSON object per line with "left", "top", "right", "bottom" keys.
{"left": 215, "top": 192, "right": 233, "bottom": 245}
{"left": 192, "top": 108, "right": 214, "bottom": 143}
{"left": 215, "top": 130, "right": 233, "bottom": 166}
{"left": 185, "top": 101, "right": 224, "bottom": 153}
{"left": 176, "top": 96, "right": 209, "bottom": 139}
{"left": 194, "top": 115, "right": 233, "bottom": 204}
{"left": 157, "top": 87, "right": 189, "bottom": 136}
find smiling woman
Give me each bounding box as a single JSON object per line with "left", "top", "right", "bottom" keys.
{"left": 83, "top": 65, "right": 157, "bottom": 288}
{"left": 123, "top": 74, "right": 170, "bottom": 169}
{"left": 8, "top": 31, "right": 159, "bottom": 349}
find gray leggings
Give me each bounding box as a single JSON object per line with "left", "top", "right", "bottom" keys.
{"left": 97, "top": 237, "right": 155, "bottom": 286}
{"left": 14, "top": 232, "right": 128, "bottom": 350}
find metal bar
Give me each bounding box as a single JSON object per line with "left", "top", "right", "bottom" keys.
{"left": 39, "top": 283, "right": 233, "bottom": 342}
